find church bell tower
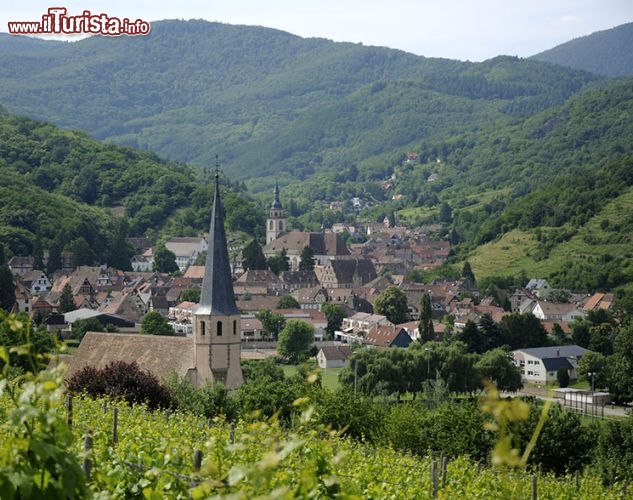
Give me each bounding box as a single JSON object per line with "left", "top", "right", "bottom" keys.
{"left": 266, "top": 179, "right": 286, "bottom": 244}
{"left": 192, "top": 170, "right": 243, "bottom": 389}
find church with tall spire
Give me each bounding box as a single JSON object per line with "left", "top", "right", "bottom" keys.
{"left": 192, "top": 171, "right": 243, "bottom": 388}
{"left": 64, "top": 170, "right": 243, "bottom": 389}
{"left": 267, "top": 179, "right": 286, "bottom": 244}
{"left": 263, "top": 182, "right": 360, "bottom": 274}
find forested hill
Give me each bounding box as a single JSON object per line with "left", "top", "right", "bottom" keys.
{"left": 0, "top": 19, "right": 597, "bottom": 183}
{"left": 532, "top": 22, "right": 633, "bottom": 77}
{"left": 0, "top": 110, "right": 264, "bottom": 267}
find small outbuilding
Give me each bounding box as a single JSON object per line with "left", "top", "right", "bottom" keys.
{"left": 317, "top": 345, "right": 352, "bottom": 369}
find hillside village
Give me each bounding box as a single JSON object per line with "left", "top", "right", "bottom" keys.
{"left": 5, "top": 181, "right": 617, "bottom": 388}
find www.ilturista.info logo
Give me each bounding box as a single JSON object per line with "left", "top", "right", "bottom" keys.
{"left": 8, "top": 7, "right": 150, "bottom": 36}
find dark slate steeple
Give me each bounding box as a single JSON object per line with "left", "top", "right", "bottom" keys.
{"left": 271, "top": 178, "right": 283, "bottom": 210}
{"left": 197, "top": 170, "right": 240, "bottom": 316}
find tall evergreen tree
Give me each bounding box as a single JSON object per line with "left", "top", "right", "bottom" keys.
{"left": 478, "top": 313, "right": 500, "bottom": 352}
{"left": 0, "top": 264, "right": 15, "bottom": 312}
{"left": 32, "top": 235, "right": 45, "bottom": 271}
{"left": 58, "top": 283, "right": 76, "bottom": 313}
{"left": 46, "top": 237, "right": 63, "bottom": 276}
{"left": 267, "top": 248, "right": 290, "bottom": 275}
{"left": 298, "top": 245, "right": 315, "bottom": 271}
{"left": 454, "top": 320, "right": 482, "bottom": 353}
{"left": 462, "top": 261, "right": 476, "bottom": 286}
{"left": 241, "top": 238, "right": 267, "bottom": 271}
{"left": 418, "top": 294, "right": 435, "bottom": 343}
{"left": 107, "top": 220, "right": 132, "bottom": 271}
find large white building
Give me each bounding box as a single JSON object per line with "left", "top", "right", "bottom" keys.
{"left": 165, "top": 237, "right": 208, "bottom": 272}
{"left": 512, "top": 345, "right": 587, "bottom": 385}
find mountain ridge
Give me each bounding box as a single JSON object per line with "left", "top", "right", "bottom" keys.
{"left": 531, "top": 22, "right": 633, "bottom": 77}
{"left": 0, "top": 19, "right": 598, "bottom": 183}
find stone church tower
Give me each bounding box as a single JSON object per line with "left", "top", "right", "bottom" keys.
{"left": 192, "top": 172, "right": 243, "bottom": 389}
{"left": 266, "top": 179, "right": 287, "bottom": 244}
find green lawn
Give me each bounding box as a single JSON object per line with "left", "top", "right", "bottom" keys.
{"left": 282, "top": 365, "right": 342, "bottom": 391}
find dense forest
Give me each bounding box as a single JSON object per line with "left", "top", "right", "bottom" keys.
{"left": 0, "top": 109, "right": 264, "bottom": 267}
{"left": 532, "top": 22, "right": 633, "bottom": 77}
{"left": 0, "top": 19, "right": 598, "bottom": 181}
{"left": 1, "top": 20, "right": 633, "bottom": 288}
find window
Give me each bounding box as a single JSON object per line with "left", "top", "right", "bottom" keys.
{"left": 279, "top": 221, "right": 283, "bottom": 231}
{"left": 233, "top": 320, "right": 237, "bottom": 335}
{"left": 269, "top": 221, "right": 273, "bottom": 230}
{"left": 201, "top": 321, "right": 205, "bottom": 336}
{"left": 217, "top": 321, "right": 223, "bottom": 336}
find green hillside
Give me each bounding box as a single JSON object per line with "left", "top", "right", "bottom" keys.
{"left": 2, "top": 20, "right": 633, "bottom": 288}
{"left": 0, "top": 109, "right": 264, "bottom": 264}
{"left": 532, "top": 22, "right": 633, "bottom": 77}
{"left": 0, "top": 20, "right": 597, "bottom": 183}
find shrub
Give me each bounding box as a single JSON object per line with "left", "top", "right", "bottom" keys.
{"left": 67, "top": 360, "right": 171, "bottom": 409}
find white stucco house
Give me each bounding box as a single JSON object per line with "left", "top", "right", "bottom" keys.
{"left": 512, "top": 345, "right": 588, "bottom": 385}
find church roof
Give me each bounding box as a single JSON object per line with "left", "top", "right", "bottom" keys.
{"left": 64, "top": 332, "right": 194, "bottom": 382}
{"left": 264, "top": 231, "right": 350, "bottom": 256}
{"left": 198, "top": 173, "right": 240, "bottom": 316}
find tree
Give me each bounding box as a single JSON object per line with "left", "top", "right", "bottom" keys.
{"left": 577, "top": 350, "right": 607, "bottom": 388}
{"left": 67, "top": 237, "right": 95, "bottom": 267}
{"left": 235, "top": 377, "right": 299, "bottom": 423}
{"left": 595, "top": 415, "right": 633, "bottom": 485}
{"left": 556, "top": 367, "right": 570, "bottom": 388}
{"left": 453, "top": 320, "right": 482, "bottom": 353}
{"left": 439, "top": 202, "right": 452, "bottom": 224}
{"left": 241, "top": 358, "right": 285, "bottom": 383}
{"left": 276, "top": 295, "right": 300, "bottom": 309}
{"left": 67, "top": 360, "right": 171, "bottom": 410}
{"left": 321, "top": 303, "right": 346, "bottom": 338}
{"left": 418, "top": 294, "right": 434, "bottom": 343}
{"left": 106, "top": 219, "right": 132, "bottom": 271}
{"left": 57, "top": 283, "right": 76, "bottom": 314}
{"left": 153, "top": 244, "right": 179, "bottom": 273}
{"left": 0, "top": 263, "right": 15, "bottom": 312}
{"left": 475, "top": 348, "right": 522, "bottom": 392}
{"left": 374, "top": 286, "right": 408, "bottom": 325}
{"left": 267, "top": 248, "right": 290, "bottom": 275}
{"left": 570, "top": 318, "right": 592, "bottom": 348}
{"left": 318, "top": 389, "right": 385, "bottom": 444}
{"left": 518, "top": 402, "right": 592, "bottom": 475}
{"left": 277, "top": 319, "right": 315, "bottom": 364}
{"left": 71, "top": 317, "right": 105, "bottom": 340}
{"left": 606, "top": 323, "right": 633, "bottom": 404}
{"left": 461, "top": 261, "right": 476, "bottom": 286}
{"left": 299, "top": 245, "right": 315, "bottom": 271}
{"left": 477, "top": 313, "right": 500, "bottom": 353}
{"left": 549, "top": 323, "right": 569, "bottom": 345}
{"left": 141, "top": 311, "right": 174, "bottom": 336}
{"left": 46, "top": 237, "right": 63, "bottom": 276}
{"left": 166, "top": 375, "right": 239, "bottom": 421}
{"left": 498, "top": 313, "right": 548, "bottom": 350}
{"left": 241, "top": 238, "right": 267, "bottom": 271}
{"left": 588, "top": 323, "right": 615, "bottom": 355}
{"left": 180, "top": 288, "right": 201, "bottom": 303}
{"left": 255, "top": 309, "right": 285, "bottom": 340}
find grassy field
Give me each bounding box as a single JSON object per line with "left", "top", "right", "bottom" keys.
{"left": 282, "top": 365, "right": 342, "bottom": 391}
{"left": 467, "top": 188, "right": 633, "bottom": 282}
